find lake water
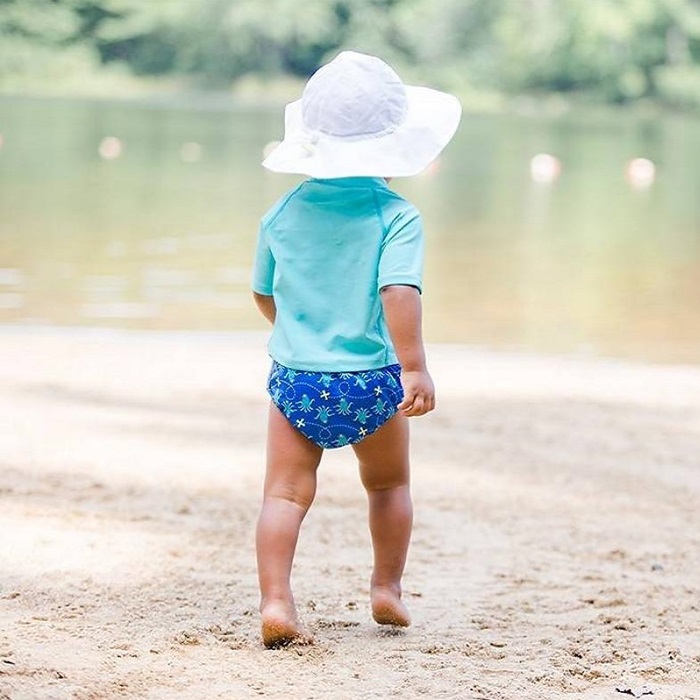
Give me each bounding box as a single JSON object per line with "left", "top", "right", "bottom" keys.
{"left": 1, "top": 96, "right": 699, "bottom": 363}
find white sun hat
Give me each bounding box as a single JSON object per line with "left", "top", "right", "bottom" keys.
{"left": 262, "top": 51, "right": 462, "bottom": 178}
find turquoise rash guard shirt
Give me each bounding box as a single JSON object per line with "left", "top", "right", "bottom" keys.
{"left": 252, "top": 176, "right": 424, "bottom": 372}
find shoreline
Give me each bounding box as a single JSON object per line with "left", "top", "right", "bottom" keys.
{"left": 2, "top": 321, "right": 700, "bottom": 367}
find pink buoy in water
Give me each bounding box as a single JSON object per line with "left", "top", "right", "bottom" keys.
{"left": 530, "top": 153, "right": 562, "bottom": 184}
{"left": 99, "top": 136, "right": 123, "bottom": 160}
{"left": 626, "top": 158, "right": 656, "bottom": 189}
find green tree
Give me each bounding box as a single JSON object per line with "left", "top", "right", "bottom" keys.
{"left": 171, "top": 0, "right": 344, "bottom": 85}
{"left": 0, "top": 0, "right": 96, "bottom": 90}
{"left": 75, "top": 0, "right": 189, "bottom": 75}
{"left": 2, "top": 0, "right": 700, "bottom": 105}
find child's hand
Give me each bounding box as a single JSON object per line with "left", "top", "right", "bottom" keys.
{"left": 398, "top": 370, "right": 435, "bottom": 416}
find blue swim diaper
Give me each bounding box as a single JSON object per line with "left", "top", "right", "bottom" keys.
{"left": 267, "top": 361, "right": 404, "bottom": 449}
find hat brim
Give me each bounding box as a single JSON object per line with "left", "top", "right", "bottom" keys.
{"left": 262, "top": 86, "right": 462, "bottom": 178}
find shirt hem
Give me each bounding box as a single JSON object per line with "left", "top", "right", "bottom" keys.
{"left": 267, "top": 351, "right": 400, "bottom": 373}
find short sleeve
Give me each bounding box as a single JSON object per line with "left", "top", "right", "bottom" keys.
{"left": 377, "top": 208, "right": 424, "bottom": 293}
{"left": 252, "top": 223, "right": 275, "bottom": 295}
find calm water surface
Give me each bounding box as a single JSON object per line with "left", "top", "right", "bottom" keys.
{"left": 1, "top": 96, "right": 699, "bottom": 363}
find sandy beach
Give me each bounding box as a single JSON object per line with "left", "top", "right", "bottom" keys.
{"left": 1, "top": 327, "right": 699, "bottom": 700}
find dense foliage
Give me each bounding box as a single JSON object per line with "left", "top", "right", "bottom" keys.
{"left": 2, "top": 0, "right": 700, "bottom": 105}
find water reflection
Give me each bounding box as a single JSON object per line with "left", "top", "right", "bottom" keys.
{"left": 0, "top": 97, "right": 699, "bottom": 362}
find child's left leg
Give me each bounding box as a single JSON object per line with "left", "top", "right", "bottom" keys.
{"left": 256, "top": 403, "right": 323, "bottom": 647}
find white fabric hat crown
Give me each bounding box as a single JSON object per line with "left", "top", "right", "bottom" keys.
{"left": 262, "top": 51, "right": 462, "bottom": 178}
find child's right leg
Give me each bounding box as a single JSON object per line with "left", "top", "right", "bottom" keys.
{"left": 352, "top": 413, "right": 413, "bottom": 627}
{"left": 256, "top": 403, "right": 323, "bottom": 647}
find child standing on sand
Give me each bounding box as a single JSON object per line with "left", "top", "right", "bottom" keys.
{"left": 252, "top": 50, "right": 461, "bottom": 648}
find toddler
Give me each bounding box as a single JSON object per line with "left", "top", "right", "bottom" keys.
{"left": 252, "top": 50, "right": 461, "bottom": 647}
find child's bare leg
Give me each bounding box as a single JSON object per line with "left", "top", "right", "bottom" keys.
{"left": 352, "top": 413, "right": 412, "bottom": 627}
{"left": 256, "top": 403, "right": 323, "bottom": 647}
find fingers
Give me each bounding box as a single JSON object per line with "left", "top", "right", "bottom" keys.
{"left": 412, "top": 395, "right": 426, "bottom": 416}
{"left": 397, "top": 371, "right": 435, "bottom": 417}
{"left": 397, "top": 389, "right": 416, "bottom": 411}
{"left": 398, "top": 392, "right": 434, "bottom": 417}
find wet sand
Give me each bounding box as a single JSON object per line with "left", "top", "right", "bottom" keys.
{"left": 1, "top": 328, "right": 699, "bottom": 699}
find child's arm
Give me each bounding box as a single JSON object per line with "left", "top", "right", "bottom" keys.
{"left": 253, "top": 292, "right": 276, "bottom": 324}
{"left": 380, "top": 284, "right": 435, "bottom": 417}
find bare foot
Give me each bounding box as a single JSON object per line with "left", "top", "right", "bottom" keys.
{"left": 371, "top": 586, "right": 411, "bottom": 627}
{"left": 260, "top": 599, "right": 311, "bottom": 648}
